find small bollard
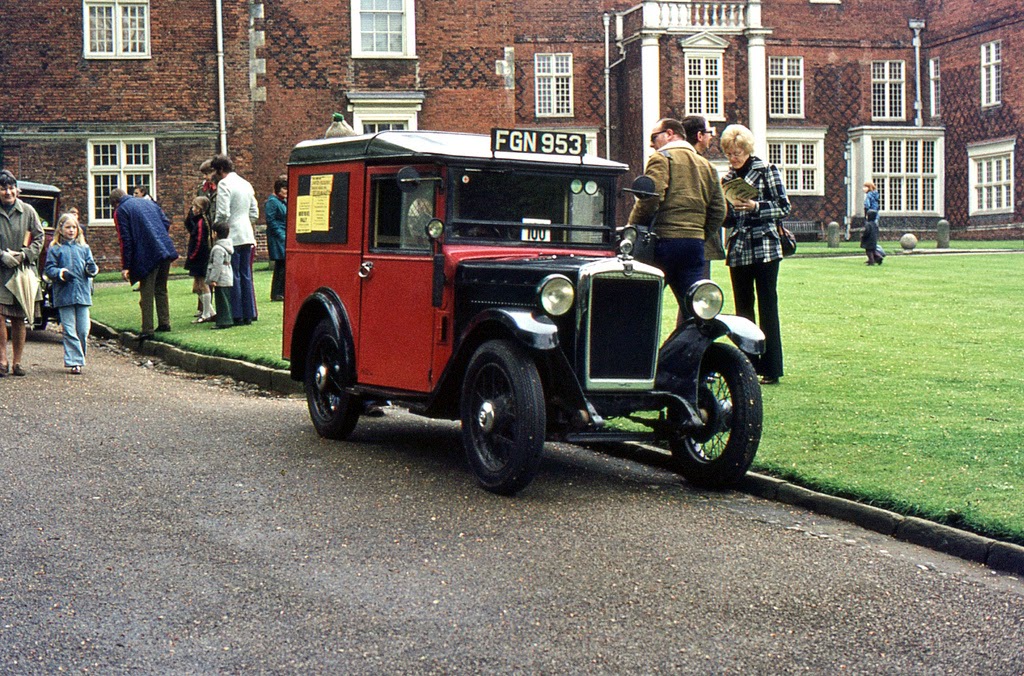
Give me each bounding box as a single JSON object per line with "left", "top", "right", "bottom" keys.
{"left": 827, "top": 221, "right": 840, "bottom": 248}
{"left": 937, "top": 219, "right": 950, "bottom": 248}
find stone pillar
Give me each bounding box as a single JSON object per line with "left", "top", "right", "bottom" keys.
{"left": 745, "top": 29, "right": 772, "bottom": 159}
{"left": 937, "top": 219, "right": 950, "bottom": 248}
{"left": 827, "top": 221, "right": 840, "bottom": 248}
{"left": 640, "top": 33, "right": 661, "bottom": 161}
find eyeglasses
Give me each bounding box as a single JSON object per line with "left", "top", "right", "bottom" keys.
{"left": 700, "top": 128, "right": 715, "bottom": 137}
{"left": 650, "top": 130, "right": 668, "bottom": 144}
{"left": 724, "top": 149, "right": 747, "bottom": 159}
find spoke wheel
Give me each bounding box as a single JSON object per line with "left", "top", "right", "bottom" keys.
{"left": 304, "top": 319, "right": 360, "bottom": 440}
{"left": 461, "top": 340, "right": 545, "bottom": 495}
{"left": 670, "top": 342, "right": 762, "bottom": 487}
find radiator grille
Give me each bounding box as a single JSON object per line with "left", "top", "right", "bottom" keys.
{"left": 585, "top": 271, "right": 662, "bottom": 389}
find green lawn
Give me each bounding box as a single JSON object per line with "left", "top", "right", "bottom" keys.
{"left": 90, "top": 252, "right": 1024, "bottom": 543}
{"left": 91, "top": 266, "right": 288, "bottom": 369}
{"left": 673, "top": 250, "right": 1024, "bottom": 543}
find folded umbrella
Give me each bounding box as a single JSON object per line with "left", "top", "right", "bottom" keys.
{"left": 4, "top": 264, "right": 40, "bottom": 326}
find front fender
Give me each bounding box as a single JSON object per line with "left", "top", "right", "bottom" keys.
{"left": 713, "top": 314, "right": 765, "bottom": 355}
{"left": 461, "top": 308, "right": 560, "bottom": 351}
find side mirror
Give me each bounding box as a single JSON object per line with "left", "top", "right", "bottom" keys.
{"left": 396, "top": 166, "right": 421, "bottom": 193}
{"left": 624, "top": 175, "right": 658, "bottom": 199}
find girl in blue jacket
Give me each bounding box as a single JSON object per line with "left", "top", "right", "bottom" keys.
{"left": 45, "top": 213, "right": 98, "bottom": 374}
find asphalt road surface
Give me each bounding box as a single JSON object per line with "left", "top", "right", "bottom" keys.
{"left": 2, "top": 331, "right": 1022, "bottom": 673}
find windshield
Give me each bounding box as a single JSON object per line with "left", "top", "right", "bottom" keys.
{"left": 449, "top": 167, "right": 613, "bottom": 246}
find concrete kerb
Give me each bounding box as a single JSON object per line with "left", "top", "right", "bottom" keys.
{"left": 740, "top": 472, "right": 1024, "bottom": 576}
{"left": 86, "top": 320, "right": 1024, "bottom": 577}
{"left": 89, "top": 320, "right": 302, "bottom": 395}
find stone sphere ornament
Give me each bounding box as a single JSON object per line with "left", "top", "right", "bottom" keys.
{"left": 900, "top": 233, "right": 918, "bottom": 251}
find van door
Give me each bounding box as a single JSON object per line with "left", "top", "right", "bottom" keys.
{"left": 355, "top": 167, "right": 438, "bottom": 392}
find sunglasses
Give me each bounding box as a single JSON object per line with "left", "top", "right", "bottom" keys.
{"left": 650, "top": 130, "right": 668, "bottom": 144}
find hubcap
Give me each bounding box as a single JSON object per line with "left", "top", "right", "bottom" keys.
{"left": 315, "top": 364, "right": 329, "bottom": 393}
{"left": 477, "top": 400, "right": 496, "bottom": 433}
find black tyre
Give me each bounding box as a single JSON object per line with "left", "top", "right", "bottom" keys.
{"left": 461, "top": 340, "right": 546, "bottom": 495}
{"left": 669, "top": 342, "right": 762, "bottom": 487}
{"left": 304, "top": 319, "right": 360, "bottom": 440}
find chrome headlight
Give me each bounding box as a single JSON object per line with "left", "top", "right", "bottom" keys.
{"left": 687, "top": 280, "right": 724, "bottom": 320}
{"left": 617, "top": 225, "right": 637, "bottom": 256}
{"left": 537, "top": 274, "right": 575, "bottom": 316}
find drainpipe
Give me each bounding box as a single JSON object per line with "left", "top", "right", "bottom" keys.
{"left": 604, "top": 13, "right": 611, "bottom": 158}
{"left": 216, "top": 0, "right": 229, "bottom": 153}
{"left": 909, "top": 19, "right": 925, "bottom": 127}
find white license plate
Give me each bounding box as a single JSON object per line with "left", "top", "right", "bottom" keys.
{"left": 520, "top": 227, "right": 551, "bottom": 242}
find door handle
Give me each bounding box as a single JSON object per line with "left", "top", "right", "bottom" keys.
{"left": 358, "top": 261, "right": 374, "bottom": 279}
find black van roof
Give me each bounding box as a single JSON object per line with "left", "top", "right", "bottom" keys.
{"left": 17, "top": 180, "right": 61, "bottom": 196}
{"left": 288, "top": 130, "right": 628, "bottom": 172}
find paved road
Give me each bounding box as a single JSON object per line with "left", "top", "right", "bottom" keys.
{"left": 2, "top": 332, "right": 1023, "bottom": 673}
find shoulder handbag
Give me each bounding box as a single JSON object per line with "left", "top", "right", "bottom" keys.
{"left": 629, "top": 149, "right": 679, "bottom": 265}
{"left": 776, "top": 223, "right": 797, "bottom": 257}
{"left": 631, "top": 225, "right": 659, "bottom": 265}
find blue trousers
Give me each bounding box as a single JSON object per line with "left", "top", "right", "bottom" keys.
{"left": 58, "top": 304, "right": 90, "bottom": 367}
{"left": 654, "top": 237, "right": 706, "bottom": 319}
{"left": 230, "top": 244, "right": 257, "bottom": 322}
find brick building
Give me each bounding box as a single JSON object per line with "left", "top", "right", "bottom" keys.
{"left": 1, "top": 0, "right": 1020, "bottom": 270}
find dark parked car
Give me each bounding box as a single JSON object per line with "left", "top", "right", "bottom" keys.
{"left": 16, "top": 180, "right": 61, "bottom": 330}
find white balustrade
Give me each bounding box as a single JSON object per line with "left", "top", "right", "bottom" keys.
{"left": 648, "top": 1, "right": 750, "bottom": 31}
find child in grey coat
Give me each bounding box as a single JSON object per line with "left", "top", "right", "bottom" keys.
{"left": 205, "top": 222, "right": 234, "bottom": 328}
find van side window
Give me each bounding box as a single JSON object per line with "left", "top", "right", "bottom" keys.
{"left": 371, "top": 175, "right": 433, "bottom": 252}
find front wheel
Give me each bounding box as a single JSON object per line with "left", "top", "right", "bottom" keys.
{"left": 304, "top": 319, "right": 360, "bottom": 440}
{"left": 461, "top": 340, "right": 546, "bottom": 495}
{"left": 669, "top": 342, "right": 762, "bottom": 487}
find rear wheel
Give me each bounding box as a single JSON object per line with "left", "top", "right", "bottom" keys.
{"left": 461, "top": 340, "right": 545, "bottom": 495}
{"left": 669, "top": 342, "right": 761, "bottom": 487}
{"left": 304, "top": 319, "right": 360, "bottom": 440}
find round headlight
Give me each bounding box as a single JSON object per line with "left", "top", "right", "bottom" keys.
{"left": 425, "top": 218, "right": 444, "bottom": 240}
{"left": 687, "top": 281, "right": 724, "bottom": 320}
{"left": 538, "top": 275, "right": 575, "bottom": 316}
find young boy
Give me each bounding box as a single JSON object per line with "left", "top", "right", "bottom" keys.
{"left": 205, "top": 222, "right": 235, "bottom": 328}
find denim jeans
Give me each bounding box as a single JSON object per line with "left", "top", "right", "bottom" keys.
{"left": 230, "top": 244, "right": 257, "bottom": 322}
{"left": 58, "top": 304, "right": 90, "bottom": 367}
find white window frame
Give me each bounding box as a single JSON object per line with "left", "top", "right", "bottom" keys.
{"left": 534, "top": 53, "right": 574, "bottom": 118}
{"left": 347, "top": 92, "right": 423, "bottom": 133}
{"left": 967, "top": 138, "right": 1015, "bottom": 215}
{"left": 929, "top": 57, "right": 941, "bottom": 118}
{"left": 351, "top": 0, "right": 416, "bottom": 58}
{"left": 766, "top": 128, "right": 826, "bottom": 196}
{"left": 685, "top": 52, "right": 723, "bottom": 121}
{"left": 981, "top": 41, "right": 1002, "bottom": 108}
{"left": 87, "top": 138, "right": 156, "bottom": 224}
{"left": 871, "top": 61, "right": 905, "bottom": 121}
{"left": 869, "top": 135, "right": 941, "bottom": 214}
{"left": 768, "top": 56, "right": 804, "bottom": 119}
{"left": 83, "top": 0, "right": 150, "bottom": 59}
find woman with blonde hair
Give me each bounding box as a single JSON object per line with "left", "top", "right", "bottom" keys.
{"left": 719, "top": 124, "right": 791, "bottom": 385}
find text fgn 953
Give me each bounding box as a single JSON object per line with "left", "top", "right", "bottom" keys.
{"left": 282, "top": 129, "right": 765, "bottom": 495}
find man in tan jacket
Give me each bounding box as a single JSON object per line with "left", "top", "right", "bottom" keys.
{"left": 628, "top": 118, "right": 726, "bottom": 320}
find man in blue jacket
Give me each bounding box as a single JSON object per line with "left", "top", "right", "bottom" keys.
{"left": 111, "top": 188, "right": 179, "bottom": 339}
